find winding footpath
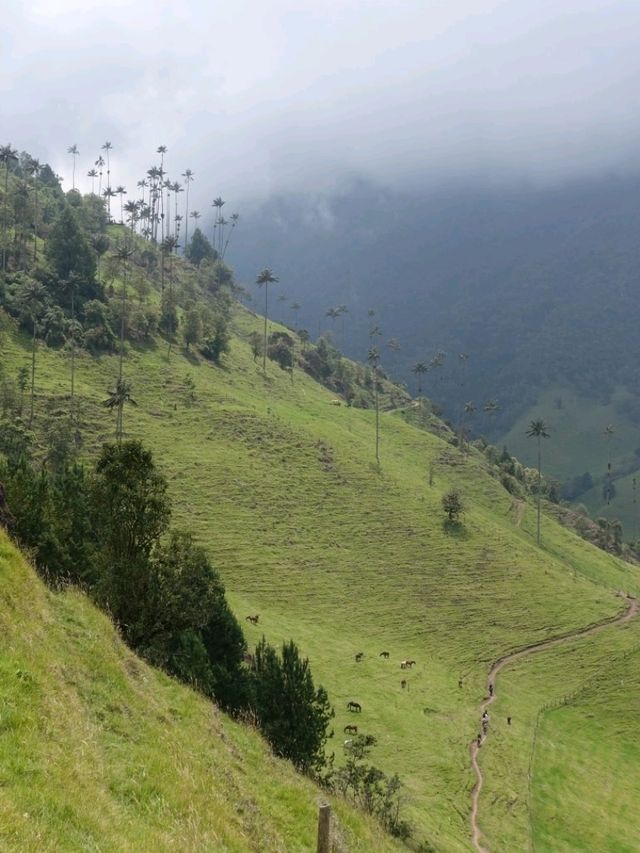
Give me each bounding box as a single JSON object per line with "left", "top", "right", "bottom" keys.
{"left": 469, "top": 594, "right": 639, "bottom": 852}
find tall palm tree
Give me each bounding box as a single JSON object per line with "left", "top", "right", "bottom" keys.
{"left": 27, "top": 157, "right": 41, "bottom": 262}
{"left": 103, "top": 377, "right": 137, "bottom": 443}
{"left": 172, "top": 181, "right": 183, "bottom": 236}
{"left": 157, "top": 146, "right": 167, "bottom": 244}
{"left": 87, "top": 168, "right": 98, "bottom": 194}
{"left": 526, "top": 419, "right": 550, "bottom": 546}
{"left": 256, "top": 267, "right": 279, "bottom": 375}
{"left": 124, "top": 200, "right": 139, "bottom": 232}
{"left": 290, "top": 301, "right": 301, "bottom": 327}
{"left": 412, "top": 362, "right": 428, "bottom": 394}
{"left": 161, "top": 234, "right": 179, "bottom": 356}
{"left": 460, "top": 401, "right": 476, "bottom": 450}
{"left": 212, "top": 196, "right": 225, "bottom": 251}
{"left": 67, "top": 144, "right": 79, "bottom": 190}
{"left": 95, "top": 155, "right": 105, "bottom": 196}
{"left": 326, "top": 306, "right": 340, "bottom": 339}
{"left": 181, "top": 168, "right": 194, "bottom": 252}
{"left": 17, "top": 279, "right": 46, "bottom": 426}
{"left": 368, "top": 346, "right": 381, "bottom": 464}
{"left": 603, "top": 424, "right": 615, "bottom": 505}
{"left": 1, "top": 143, "right": 18, "bottom": 273}
{"left": 101, "top": 142, "right": 113, "bottom": 217}
{"left": 103, "top": 186, "right": 116, "bottom": 221}
{"left": 222, "top": 212, "right": 239, "bottom": 260}
{"left": 116, "top": 185, "right": 127, "bottom": 224}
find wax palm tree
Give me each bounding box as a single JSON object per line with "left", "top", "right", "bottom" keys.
{"left": 222, "top": 212, "right": 239, "bottom": 260}
{"left": 87, "top": 168, "right": 98, "bottom": 194}
{"left": 603, "top": 424, "right": 615, "bottom": 505}
{"left": 1, "top": 143, "right": 18, "bottom": 273}
{"left": 67, "top": 144, "right": 79, "bottom": 190}
{"left": 27, "top": 157, "right": 41, "bottom": 262}
{"left": 116, "top": 185, "right": 127, "bottom": 224}
{"left": 101, "top": 142, "right": 113, "bottom": 217}
{"left": 290, "top": 301, "right": 301, "bottom": 327}
{"left": 124, "top": 200, "right": 139, "bottom": 232}
{"left": 368, "top": 346, "right": 381, "bottom": 464}
{"left": 326, "top": 306, "right": 340, "bottom": 339}
{"left": 526, "top": 419, "right": 550, "bottom": 545}
{"left": 182, "top": 168, "right": 194, "bottom": 252}
{"left": 157, "top": 146, "right": 167, "bottom": 243}
{"left": 103, "top": 186, "right": 116, "bottom": 221}
{"left": 460, "top": 401, "right": 476, "bottom": 450}
{"left": 17, "top": 279, "right": 46, "bottom": 426}
{"left": 412, "top": 361, "right": 428, "bottom": 394}
{"left": 212, "top": 196, "right": 225, "bottom": 251}
{"left": 95, "top": 155, "right": 105, "bottom": 196}
{"left": 256, "top": 268, "right": 279, "bottom": 375}
{"left": 172, "top": 181, "right": 182, "bottom": 235}
{"left": 103, "top": 377, "right": 137, "bottom": 443}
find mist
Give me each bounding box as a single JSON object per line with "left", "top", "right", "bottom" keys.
{"left": 3, "top": 1, "right": 640, "bottom": 206}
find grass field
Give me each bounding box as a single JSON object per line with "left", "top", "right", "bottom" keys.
{"left": 0, "top": 533, "right": 398, "bottom": 852}
{"left": 499, "top": 386, "right": 639, "bottom": 481}
{"left": 2, "top": 299, "right": 640, "bottom": 850}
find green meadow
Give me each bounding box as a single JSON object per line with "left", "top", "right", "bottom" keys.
{"left": 2, "top": 298, "right": 640, "bottom": 850}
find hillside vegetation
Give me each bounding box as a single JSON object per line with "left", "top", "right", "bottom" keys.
{"left": 2, "top": 166, "right": 640, "bottom": 850}
{"left": 0, "top": 532, "right": 397, "bottom": 851}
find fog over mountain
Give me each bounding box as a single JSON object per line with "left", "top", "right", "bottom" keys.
{"left": 4, "top": 1, "right": 640, "bottom": 200}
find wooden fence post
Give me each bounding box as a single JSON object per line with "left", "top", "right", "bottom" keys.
{"left": 317, "top": 803, "right": 331, "bottom": 853}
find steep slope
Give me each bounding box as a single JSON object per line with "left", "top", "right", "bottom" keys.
{"left": 2, "top": 303, "right": 640, "bottom": 850}
{"left": 0, "top": 531, "right": 399, "bottom": 852}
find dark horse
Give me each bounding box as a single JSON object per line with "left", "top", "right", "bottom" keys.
{"left": 347, "top": 701, "right": 362, "bottom": 713}
{"left": 344, "top": 724, "right": 358, "bottom": 734}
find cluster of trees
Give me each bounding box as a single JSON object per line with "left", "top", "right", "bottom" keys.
{"left": 0, "top": 430, "right": 334, "bottom": 771}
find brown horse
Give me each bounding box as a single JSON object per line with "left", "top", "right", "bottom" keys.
{"left": 379, "top": 651, "right": 390, "bottom": 658}
{"left": 355, "top": 652, "right": 364, "bottom": 662}
{"left": 347, "top": 701, "right": 362, "bottom": 713}
{"left": 245, "top": 614, "right": 259, "bottom": 625}
{"left": 344, "top": 724, "right": 358, "bottom": 734}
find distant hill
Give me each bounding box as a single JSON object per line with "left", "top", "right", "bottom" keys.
{"left": 234, "top": 176, "right": 640, "bottom": 498}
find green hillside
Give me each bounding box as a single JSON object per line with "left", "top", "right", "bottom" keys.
{"left": 0, "top": 531, "right": 398, "bottom": 852}
{"left": 2, "top": 292, "right": 640, "bottom": 849}
{"left": 1, "top": 169, "right": 640, "bottom": 849}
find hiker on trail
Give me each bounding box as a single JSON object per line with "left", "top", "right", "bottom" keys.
{"left": 489, "top": 683, "right": 494, "bottom": 697}
{"left": 507, "top": 716, "right": 512, "bottom": 726}
{"left": 477, "top": 733, "right": 482, "bottom": 747}
{"left": 482, "top": 710, "right": 489, "bottom": 723}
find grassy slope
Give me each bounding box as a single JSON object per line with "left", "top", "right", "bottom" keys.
{"left": 2, "top": 305, "right": 640, "bottom": 850}
{"left": 498, "top": 386, "right": 638, "bottom": 483}
{"left": 0, "top": 532, "right": 399, "bottom": 852}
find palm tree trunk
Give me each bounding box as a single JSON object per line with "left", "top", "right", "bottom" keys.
{"left": 184, "top": 182, "right": 190, "bottom": 253}
{"left": 263, "top": 285, "right": 268, "bottom": 375}
{"left": 375, "top": 370, "right": 380, "bottom": 463}
{"left": 537, "top": 437, "right": 542, "bottom": 545}
{"left": 70, "top": 290, "right": 76, "bottom": 402}
{"left": 33, "top": 179, "right": 38, "bottom": 262}
{"left": 2, "top": 165, "right": 9, "bottom": 273}
{"left": 29, "top": 318, "right": 36, "bottom": 427}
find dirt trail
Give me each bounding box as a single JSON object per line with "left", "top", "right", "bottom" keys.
{"left": 469, "top": 594, "right": 638, "bottom": 852}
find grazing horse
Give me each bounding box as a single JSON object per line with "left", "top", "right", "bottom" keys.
{"left": 400, "top": 679, "right": 407, "bottom": 689}
{"left": 347, "top": 701, "right": 362, "bottom": 713}
{"left": 406, "top": 660, "right": 416, "bottom": 668}
{"left": 400, "top": 661, "right": 408, "bottom": 669}
{"left": 355, "top": 652, "right": 364, "bottom": 662}
{"left": 245, "top": 614, "right": 259, "bottom": 625}
{"left": 344, "top": 724, "right": 358, "bottom": 735}
{"left": 379, "top": 651, "right": 390, "bottom": 658}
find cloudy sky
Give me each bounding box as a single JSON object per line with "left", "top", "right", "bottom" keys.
{"left": 3, "top": 0, "right": 640, "bottom": 206}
